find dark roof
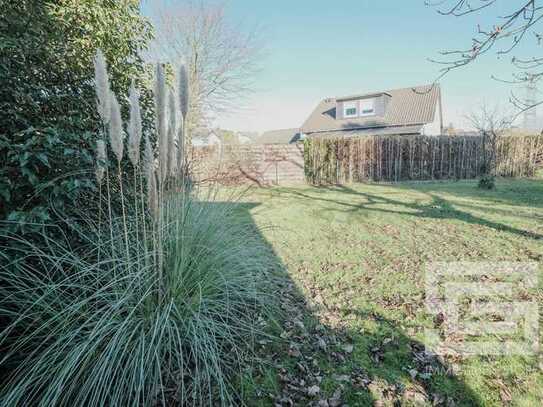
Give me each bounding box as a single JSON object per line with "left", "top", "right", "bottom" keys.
{"left": 307, "top": 125, "right": 424, "bottom": 139}
{"left": 257, "top": 128, "right": 301, "bottom": 144}
{"left": 302, "top": 84, "right": 440, "bottom": 134}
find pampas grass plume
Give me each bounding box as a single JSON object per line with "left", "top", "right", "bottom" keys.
{"left": 155, "top": 64, "right": 168, "bottom": 182}
{"left": 109, "top": 90, "right": 124, "bottom": 163}
{"left": 178, "top": 64, "right": 189, "bottom": 120}
{"left": 94, "top": 49, "right": 111, "bottom": 125}
{"left": 167, "top": 88, "right": 177, "bottom": 175}
{"left": 177, "top": 115, "right": 184, "bottom": 173}
{"left": 143, "top": 134, "right": 154, "bottom": 174}
{"left": 128, "top": 81, "right": 142, "bottom": 167}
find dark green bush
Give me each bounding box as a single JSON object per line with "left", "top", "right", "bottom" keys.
{"left": 0, "top": 0, "right": 153, "bottom": 229}
{"left": 0, "top": 128, "right": 95, "bottom": 228}
{"left": 478, "top": 174, "right": 496, "bottom": 190}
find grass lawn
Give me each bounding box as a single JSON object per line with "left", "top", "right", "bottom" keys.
{"left": 240, "top": 178, "right": 543, "bottom": 406}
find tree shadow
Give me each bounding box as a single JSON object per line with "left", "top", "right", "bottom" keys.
{"left": 270, "top": 183, "right": 542, "bottom": 240}
{"left": 231, "top": 202, "right": 484, "bottom": 406}
{"left": 393, "top": 179, "right": 543, "bottom": 210}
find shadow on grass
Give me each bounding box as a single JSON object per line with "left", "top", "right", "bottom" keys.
{"left": 270, "top": 183, "right": 542, "bottom": 241}
{"left": 394, "top": 178, "right": 543, "bottom": 209}
{"left": 232, "top": 202, "right": 483, "bottom": 406}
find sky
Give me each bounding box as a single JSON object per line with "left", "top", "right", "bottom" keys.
{"left": 143, "top": 0, "right": 539, "bottom": 133}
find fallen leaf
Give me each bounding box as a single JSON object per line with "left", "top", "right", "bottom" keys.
{"left": 402, "top": 388, "right": 428, "bottom": 405}
{"left": 318, "top": 338, "right": 327, "bottom": 350}
{"left": 288, "top": 344, "right": 301, "bottom": 358}
{"left": 329, "top": 388, "right": 342, "bottom": 407}
{"left": 496, "top": 380, "right": 512, "bottom": 404}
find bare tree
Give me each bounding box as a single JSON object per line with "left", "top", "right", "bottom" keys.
{"left": 465, "top": 103, "right": 512, "bottom": 186}
{"left": 427, "top": 1, "right": 543, "bottom": 115}
{"left": 150, "top": 0, "right": 262, "bottom": 137}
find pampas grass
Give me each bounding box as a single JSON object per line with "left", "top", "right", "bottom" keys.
{"left": 142, "top": 134, "right": 159, "bottom": 220}
{"left": 148, "top": 165, "right": 159, "bottom": 220}
{"left": 178, "top": 64, "right": 189, "bottom": 120}
{"left": 94, "top": 49, "right": 111, "bottom": 125}
{"left": 0, "top": 191, "right": 275, "bottom": 406}
{"left": 177, "top": 64, "right": 190, "bottom": 178}
{"left": 177, "top": 115, "right": 185, "bottom": 176}
{"left": 108, "top": 88, "right": 128, "bottom": 257}
{"left": 167, "top": 88, "right": 177, "bottom": 176}
{"left": 108, "top": 90, "right": 124, "bottom": 163}
{"left": 144, "top": 134, "right": 154, "bottom": 182}
{"left": 155, "top": 64, "right": 168, "bottom": 183}
{"left": 0, "top": 49, "right": 275, "bottom": 407}
{"left": 95, "top": 139, "right": 106, "bottom": 184}
{"left": 128, "top": 81, "right": 142, "bottom": 167}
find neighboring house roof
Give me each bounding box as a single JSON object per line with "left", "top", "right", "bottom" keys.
{"left": 192, "top": 137, "right": 208, "bottom": 147}
{"left": 238, "top": 134, "right": 252, "bottom": 144}
{"left": 302, "top": 84, "right": 440, "bottom": 134}
{"left": 192, "top": 129, "right": 221, "bottom": 146}
{"left": 257, "top": 128, "right": 301, "bottom": 144}
{"left": 237, "top": 131, "right": 259, "bottom": 141}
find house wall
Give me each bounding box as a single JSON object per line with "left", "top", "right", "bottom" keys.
{"left": 373, "top": 95, "right": 388, "bottom": 116}
{"left": 421, "top": 96, "right": 442, "bottom": 135}
{"left": 336, "top": 100, "right": 344, "bottom": 120}
{"left": 192, "top": 144, "right": 305, "bottom": 185}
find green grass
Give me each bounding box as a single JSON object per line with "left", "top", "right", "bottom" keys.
{"left": 241, "top": 178, "right": 543, "bottom": 406}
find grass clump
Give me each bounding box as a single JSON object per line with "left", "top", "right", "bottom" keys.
{"left": 0, "top": 191, "right": 275, "bottom": 406}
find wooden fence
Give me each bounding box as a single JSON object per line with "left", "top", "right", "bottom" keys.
{"left": 304, "top": 134, "right": 543, "bottom": 184}
{"left": 192, "top": 144, "right": 305, "bottom": 185}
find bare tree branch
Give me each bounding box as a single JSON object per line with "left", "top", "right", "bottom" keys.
{"left": 466, "top": 102, "right": 513, "bottom": 132}
{"left": 427, "top": 1, "right": 543, "bottom": 118}
{"left": 149, "top": 0, "right": 263, "bottom": 133}
{"left": 465, "top": 102, "right": 513, "bottom": 177}
{"left": 426, "top": 0, "right": 497, "bottom": 16}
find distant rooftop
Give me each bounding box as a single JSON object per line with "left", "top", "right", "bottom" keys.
{"left": 257, "top": 128, "right": 301, "bottom": 144}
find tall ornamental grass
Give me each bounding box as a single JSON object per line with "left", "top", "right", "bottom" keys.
{"left": 0, "top": 50, "right": 276, "bottom": 406}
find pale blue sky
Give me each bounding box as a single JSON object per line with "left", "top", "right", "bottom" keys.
{"left": 143, "top": 1, "right": 538, "bottom": 132}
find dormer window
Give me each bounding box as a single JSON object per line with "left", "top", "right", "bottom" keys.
{"left": 344, "top": 101, "right": 357, "bottom": 118}
{"left": 336, "top": 92, "right": 389, "bottom": 120}
{"left": 359, "top": 98, "right": 375, "bottom": 116}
